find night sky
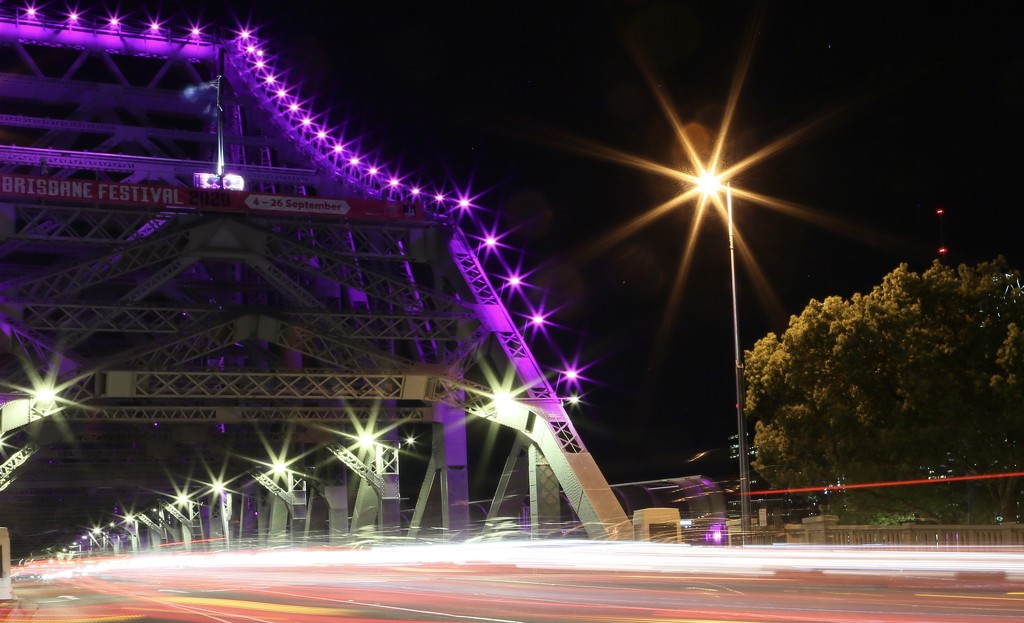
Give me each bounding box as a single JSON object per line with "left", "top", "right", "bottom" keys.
{"left": 188, "top": 1, "right": 1020, "bottom": 483}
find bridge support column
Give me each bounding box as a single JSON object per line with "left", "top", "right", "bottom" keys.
{"left": 171, "top": 501, "right": 201, "bottom": 551}
{"left": 199, "top": 491, "right": 233, "bottom": 549}
{"left": 146, "top": 525, "right": 161, "bottom": 551}
{"left": 484, "top": 436, "right": 528, "bottom": 535}
{"left": 126, "top": 523, "right": 139, "bottom": 553}
{"left": 350, "top": 477, "right": 377, "bottom": 536}
{"left": 436, "top": 403, "right": 470, "bottom": 536}
{"left": 158, "top": 507, "right": 184, "bottom": 548}
{"left": 529, "top": 443, "right": 561, "bottom": 536}
{"left": 250, "top": 467, "right": 308, "bottom": 545}
{"left": 377, "top": 431, "right": 401, "bottom": 537}
{"left": 238, "top": 482, "right": 259, "bottom": 542}
{"left": 322, "top": 485, "right": 349, "bottom": 544}
{"left": 179, "top": 507, "right": 197, "bottom": 551}
{"left": 256, "top": 491, "right": 269, "bottom": 547}
{"left": 267, "top": 494, "right": 289, "bottom": 545}
{"left": 289, "top": 482, "right": 307, "bottom": 544}
{"left": 409, "top": 403, "right": 470, "bottom": 539}
{"left": 218, "top": 492, "right": 232, "bottom": 549}
{"left": 207, "top": 494, "right": 225, "bottom": 547}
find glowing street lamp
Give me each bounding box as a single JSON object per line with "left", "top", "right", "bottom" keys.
{"left": 699, "top": 174, "right": 752, "bottom": 543}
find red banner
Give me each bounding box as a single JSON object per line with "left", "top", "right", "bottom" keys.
{"left": 0, "top": 173, "right": 424, "bottom": 221}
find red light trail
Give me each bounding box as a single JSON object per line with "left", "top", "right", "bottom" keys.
{"left": 749, "top": 470, "right": 1024, "bottom": 496}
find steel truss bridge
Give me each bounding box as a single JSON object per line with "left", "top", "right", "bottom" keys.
{"left": 0, "top": 8, "right": 631, "bottom": 558}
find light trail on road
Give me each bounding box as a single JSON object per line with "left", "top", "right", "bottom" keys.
{"left": 3, "top": 542, "right": 1023, "bottom": 622}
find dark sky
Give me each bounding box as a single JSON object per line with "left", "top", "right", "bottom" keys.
{"left": 184, "top": 1, "right": 1021, "bottom": 482}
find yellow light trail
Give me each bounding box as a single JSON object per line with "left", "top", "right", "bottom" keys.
{"left": 160, "top": 595, "right": 355, "bottom": 616}
{"left": 916, "top": 593, "right": 1024, "bottom": 602}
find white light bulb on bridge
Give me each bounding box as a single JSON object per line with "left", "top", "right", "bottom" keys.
{"left": 492, "top": 391, "right": 526, "bottom": 419}
{"left": 33, "top": 386, "right": 56, "bottom": 404}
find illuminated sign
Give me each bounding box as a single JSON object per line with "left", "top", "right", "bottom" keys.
{"left": 0, "top": 173, "right": 424, "bottom": 221}
{"left": 194, "top": 172, "right": 246, "bottom": 190}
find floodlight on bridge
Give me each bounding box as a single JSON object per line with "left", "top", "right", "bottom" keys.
{"left": 31, "top": 387, "right": 56, "bottom": 404}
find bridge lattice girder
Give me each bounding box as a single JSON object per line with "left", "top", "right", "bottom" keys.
{"left": 0, "top": 11, "right": 630, "bottom": 550}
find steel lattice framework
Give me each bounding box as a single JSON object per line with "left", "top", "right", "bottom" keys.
{"left": 0, "top": 8, "right": 630, "bottom": 555}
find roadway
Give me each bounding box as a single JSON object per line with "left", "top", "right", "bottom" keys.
{"left": 3, "top": 541, "right": 1023, "bottom": 622}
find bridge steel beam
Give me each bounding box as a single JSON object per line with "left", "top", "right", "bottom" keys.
{"left": 0, "top": 11, "right": 631, "bottom": 555}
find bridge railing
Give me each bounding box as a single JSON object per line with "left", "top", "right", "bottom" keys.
{"left": 776, "top": 515, "right": 1024, "bottom": 549}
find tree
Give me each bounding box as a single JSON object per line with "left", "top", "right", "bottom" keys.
{"left": 745, "top": 257, "right": 1024, "bottom": 523}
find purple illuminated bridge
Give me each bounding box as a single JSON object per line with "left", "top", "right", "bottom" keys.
{"left": 0, "top": 5, "right": 724, "bottom": 560}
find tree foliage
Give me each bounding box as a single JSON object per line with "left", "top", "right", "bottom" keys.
{"left": 745, "top": 257, "right": 1024, "bottom": 523}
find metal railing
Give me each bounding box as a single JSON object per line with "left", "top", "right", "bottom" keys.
{"left": 778, "top": 515, "right": 1024, "bottom": 549}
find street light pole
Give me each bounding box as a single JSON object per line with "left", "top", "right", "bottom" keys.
{"left": 727, "top": 183, "right": 753, "bottom": 543}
